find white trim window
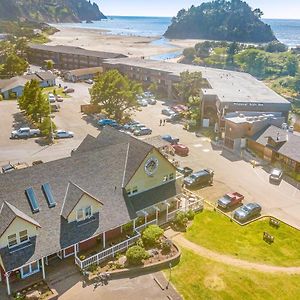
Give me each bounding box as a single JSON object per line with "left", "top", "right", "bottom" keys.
{"left": 85, "top": 206, "right": 92, "bottom": 219}
{"left": 21, "top": 261, "right": 40, "bottom": 279}
{"left": 77, "top": 206, "right": 92, "bottom": 222}
{"left": 8, "top": 234, "right": 17, "bottom": 248}
{"left": 19, "top": 230, "right": 28, "bottom": 243}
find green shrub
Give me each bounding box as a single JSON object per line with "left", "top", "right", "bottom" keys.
{"left": 142, "top": 225, "right": 164, "bottom": 248}
{"left": 161, "top": 239, "right": 172, "bottom": 254}
{"left": 87, "top": 264, "right": 98, "bottom": 273}
{"left": 126, "top": 245, "right": 149, "bottom": 266}
{"left": 173, "top": 211, "right": 188, "bottom": 231}
{"left": 186, "top": 209, "right": 196, "bottom": 221}
{"left": 122, "top": 222, "right": 134, "bottom": 236}
{"left": 136, "top": 238, "right": 144, "bottom": 248}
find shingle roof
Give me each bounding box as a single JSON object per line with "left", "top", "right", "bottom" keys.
{"left": 0, "top": 202, "right": 41, "bottom": 237}
{"left": 252, "top": 125, "right": 300, "bottom": 163}
{"left": 35, "top": 71, "right": 56, "bottom": 81}
{"left": 143, "top": 136, "right": 171, "bottom": 149}
{"left": 129, "top": 181, "right": 181, "bottom": 212}
{"left": 61, "top": 182, "right": 103, "bottom": 219}
{"left": 0, "top": 128, "right": 160, "bottom": 271}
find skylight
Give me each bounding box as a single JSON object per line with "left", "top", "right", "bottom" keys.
{"left": 42, "top": 183, "right": 56, "bottom": 208}
{"left": 25, "top": 187, "right": 40, "bottom": 213}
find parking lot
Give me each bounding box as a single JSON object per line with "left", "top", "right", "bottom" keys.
{"left": 1, "top": 84, "right": 300, "bottom": 228}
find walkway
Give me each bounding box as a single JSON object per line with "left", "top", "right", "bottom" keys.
{"left": 165, "top": 229, "right": 300, "bottom": 274}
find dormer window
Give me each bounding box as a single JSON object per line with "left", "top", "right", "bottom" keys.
{"left": 7, "top": 230, "right": 29, "bottom": 248}
{"left": 77, "top": 206, "right": 92, "bottom": 222}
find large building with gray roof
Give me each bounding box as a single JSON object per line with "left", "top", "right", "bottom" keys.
{"left": 0, "top": 127, "right": 191, "bottom": 296}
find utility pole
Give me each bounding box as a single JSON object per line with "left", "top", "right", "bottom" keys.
{"left": 48, "top": 98, "right": 54, "bottom": 144}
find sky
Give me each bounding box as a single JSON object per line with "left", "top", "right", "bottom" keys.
{"left": 95, "top": 0, "right": 300, "bottom": 19}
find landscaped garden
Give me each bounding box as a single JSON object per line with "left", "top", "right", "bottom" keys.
{"left": 168, "top": 248, "right": 300, "bottom": 300}
{"left": 13, "top": 280, "right": 53, "bottom": 300}
{"left": 185, "top": 210, "right": 300, "bottom": 266}
{"left": 85, "top": 225, "right": 179, "bottom": 275}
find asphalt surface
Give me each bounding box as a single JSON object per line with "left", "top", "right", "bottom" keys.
{"left": 0, "top": 84, "right": 300, "bottom": 228}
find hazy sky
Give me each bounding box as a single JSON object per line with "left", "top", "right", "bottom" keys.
{"left": 95, "top": 0, "right": 300, "bottom": 19}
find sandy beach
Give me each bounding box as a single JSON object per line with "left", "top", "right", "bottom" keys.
{"left": 47, "top": 26, "right": 204, "bottom": 60}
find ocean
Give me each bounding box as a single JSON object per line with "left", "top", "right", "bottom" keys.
{"left": 57, "top": 16, "right": 300, "bottom": 47}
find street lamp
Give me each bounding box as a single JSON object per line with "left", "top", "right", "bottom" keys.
{"left": 166, "top": 262, "right": 172, "bottom": 290}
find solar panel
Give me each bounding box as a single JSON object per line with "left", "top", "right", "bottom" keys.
{"left": 42, "top": 183, "right": 56, "bottom": 208}
{"left": 25, "top": 187, "right": 40, "bottom": 213}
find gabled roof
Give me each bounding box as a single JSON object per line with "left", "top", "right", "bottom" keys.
{"left": 252, "top": 125, "right": 300, "bottom": 163}
{"left": 74, "top": 126, "right": 153, "bottom": 186}
{"left": 61, "top": 182, "right": 103, "bottom": 219}
{"left": 35, "top": 71, "right": 56, "bottom": 81}
{"left": 0, "top": 202, "right": 41, "bottom": 237}
{"left": 67, "top": 67, "right": 103, "bottom": 77}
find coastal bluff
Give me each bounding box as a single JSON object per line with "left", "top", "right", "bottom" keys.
{"left": 0, "top": 0, "right": 107, "bottom": 23}
{"left": 164, "top": 0, "right": 276, "bottom": 43}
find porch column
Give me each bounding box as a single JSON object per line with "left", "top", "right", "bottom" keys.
{"left": 5, "top": 272, "right": 11, "bottom": 296}
{"left": 144, "top": 214, "right": 147, "bottom": 224}
{"left": 133, "top": 219, "right": 136, "bottom": 230}
{"left": 103, "top": 232, "right": 106, "bottom": 249}
{"left": 166, "top": 204, "right": 169, "bottom": 222}
{"left": 41, "top": 257, "right": 46, "bottom": 280}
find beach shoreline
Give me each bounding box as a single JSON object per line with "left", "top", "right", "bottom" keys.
{"left": 47, "top": 25, "right": 204, "bottom": 61}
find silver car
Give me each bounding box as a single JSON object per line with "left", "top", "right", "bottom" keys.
{"left": 234, "top": 203, "right": 262, "bottom": 222}
{"left": 54, "top": 130, "right": 74, "bottom": 139}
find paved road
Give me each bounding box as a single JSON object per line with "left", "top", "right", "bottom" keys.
{"left": 134, "top": 101, "right": 300, "bottom": 229}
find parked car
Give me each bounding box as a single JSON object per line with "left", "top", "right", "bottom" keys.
{"left": 162, "top": 108, "right": 176, "bottom": 116}
{"left": 269, "top": 168, "right": 283, "bottom": 183}
{"left": 162, "top": 134, "right": 180, "bottom": 145}
{"left": 54, "top": 130, "right": 74, "bottom": 139}
{"left": 234, "top": 203, "right": 262, "bottom": 222}
{"left": 98, "top": 119, "right": 118, "bottom": 127}
{"left": 85, "top": 79, "right": 94, "bottom": 84}
{"left": 166, "top": 113, "right": 181, "bottom": 122}
{"left": 133, "top": 127, "right": 152, "bottom": 136}
{"left": 143, "top": 91, "right": 154, "bottom": 98}
{"left": 172, "top": 105, "right": 185, "bottom": 113}
{"left": 32, "top": 160, "right": 44, "bottom": 166}
{"left": 130, "top": 123, "right": 145, "bottom": 132}
{"left": 137, "top": 99, "right": 148, "bottom": 107}
{"left": 176, "top": 166, "right": 193, "bottom": 177}
{"left": 123, "top": 121, "right": 140, "bottom": 131}
{"left": 288, "top": 126, "right": 294, "bottom": 133}
{"left": 217, "top": 192, "right": 244, "bottom": 209}
{"left": 48, "top": 93, "right": 56, "bottom": 103}
{"left": 147, "top": 98, "right": 157, "bottom": 105}
{"left": 172, "top": 143, "right": 189, "bottom": 156}
{"left": 11, "top": 127, "right": 40, "bottom": 139}
{"left": 184, "top": 169, "right": 214, "bottom": 189}
{"left": 56, "top": 96, "right": 64, "bottom": 102}
{"left": 1, "top": 163, "right": 15, "bottom": 174}
{"left": 64, "top": 88, "right": 75, "bottom": 93}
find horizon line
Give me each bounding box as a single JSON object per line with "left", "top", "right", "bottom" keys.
{"left": 105, "top": 15, "right": 300, "bottom": 21}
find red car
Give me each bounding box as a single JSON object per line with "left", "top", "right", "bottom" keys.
{"left": 172, "top": 105, "right": 185, "bottom": 113}
{"left": 217, "top": 192, "right": 244, "bottom": 209}
{"left": 172, "top": 144, "right": 189, "bottom": 156}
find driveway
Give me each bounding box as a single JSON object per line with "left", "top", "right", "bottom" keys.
{"left": 134, "top": 101, "right": 300, "bottom": 229}
{"left": 53, "top": 272, "right": 180, "bottom": 300}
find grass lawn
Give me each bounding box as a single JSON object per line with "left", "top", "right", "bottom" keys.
{"left": 168, "top": 248, "right": 300, "bottom": 300}
{"left": 185, "top": 210, "right": 300, "bottom": 267}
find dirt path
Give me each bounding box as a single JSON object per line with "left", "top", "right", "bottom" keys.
{"left": 165, "top": 229, "right": 300, "bottom": 274}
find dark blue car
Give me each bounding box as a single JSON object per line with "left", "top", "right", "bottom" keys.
{"left": 98, "top": 119, "right": 118, "bottom": 127}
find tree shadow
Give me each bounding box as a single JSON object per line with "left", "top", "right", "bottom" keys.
{"left": 220, "top": 149, "right": 242, "bottom": 162}
{"left": 81, "top": 114, "right": 102, "bottom": 130}
{"left": 12, "top": 112, "right": 29, "bottom": 130}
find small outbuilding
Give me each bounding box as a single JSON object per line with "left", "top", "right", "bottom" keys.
{"left": 64, "top": 67, "right": 103, "bottom": 82}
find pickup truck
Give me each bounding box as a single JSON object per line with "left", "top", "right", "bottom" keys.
{"left": 11, "top": 127, "right": 41, "bottom": 139}
{"left": 217, "top": 192, "right": 244, "bottom": 209}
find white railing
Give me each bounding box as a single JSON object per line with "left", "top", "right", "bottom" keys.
{"left": 167, "top": 209, "right": 179, "bottom": 221}
{"left": 135, "top": 219, "right": 157, "bottom": 232}
{"left": 76, "top": 233, "right": 141, "bottom": 270}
